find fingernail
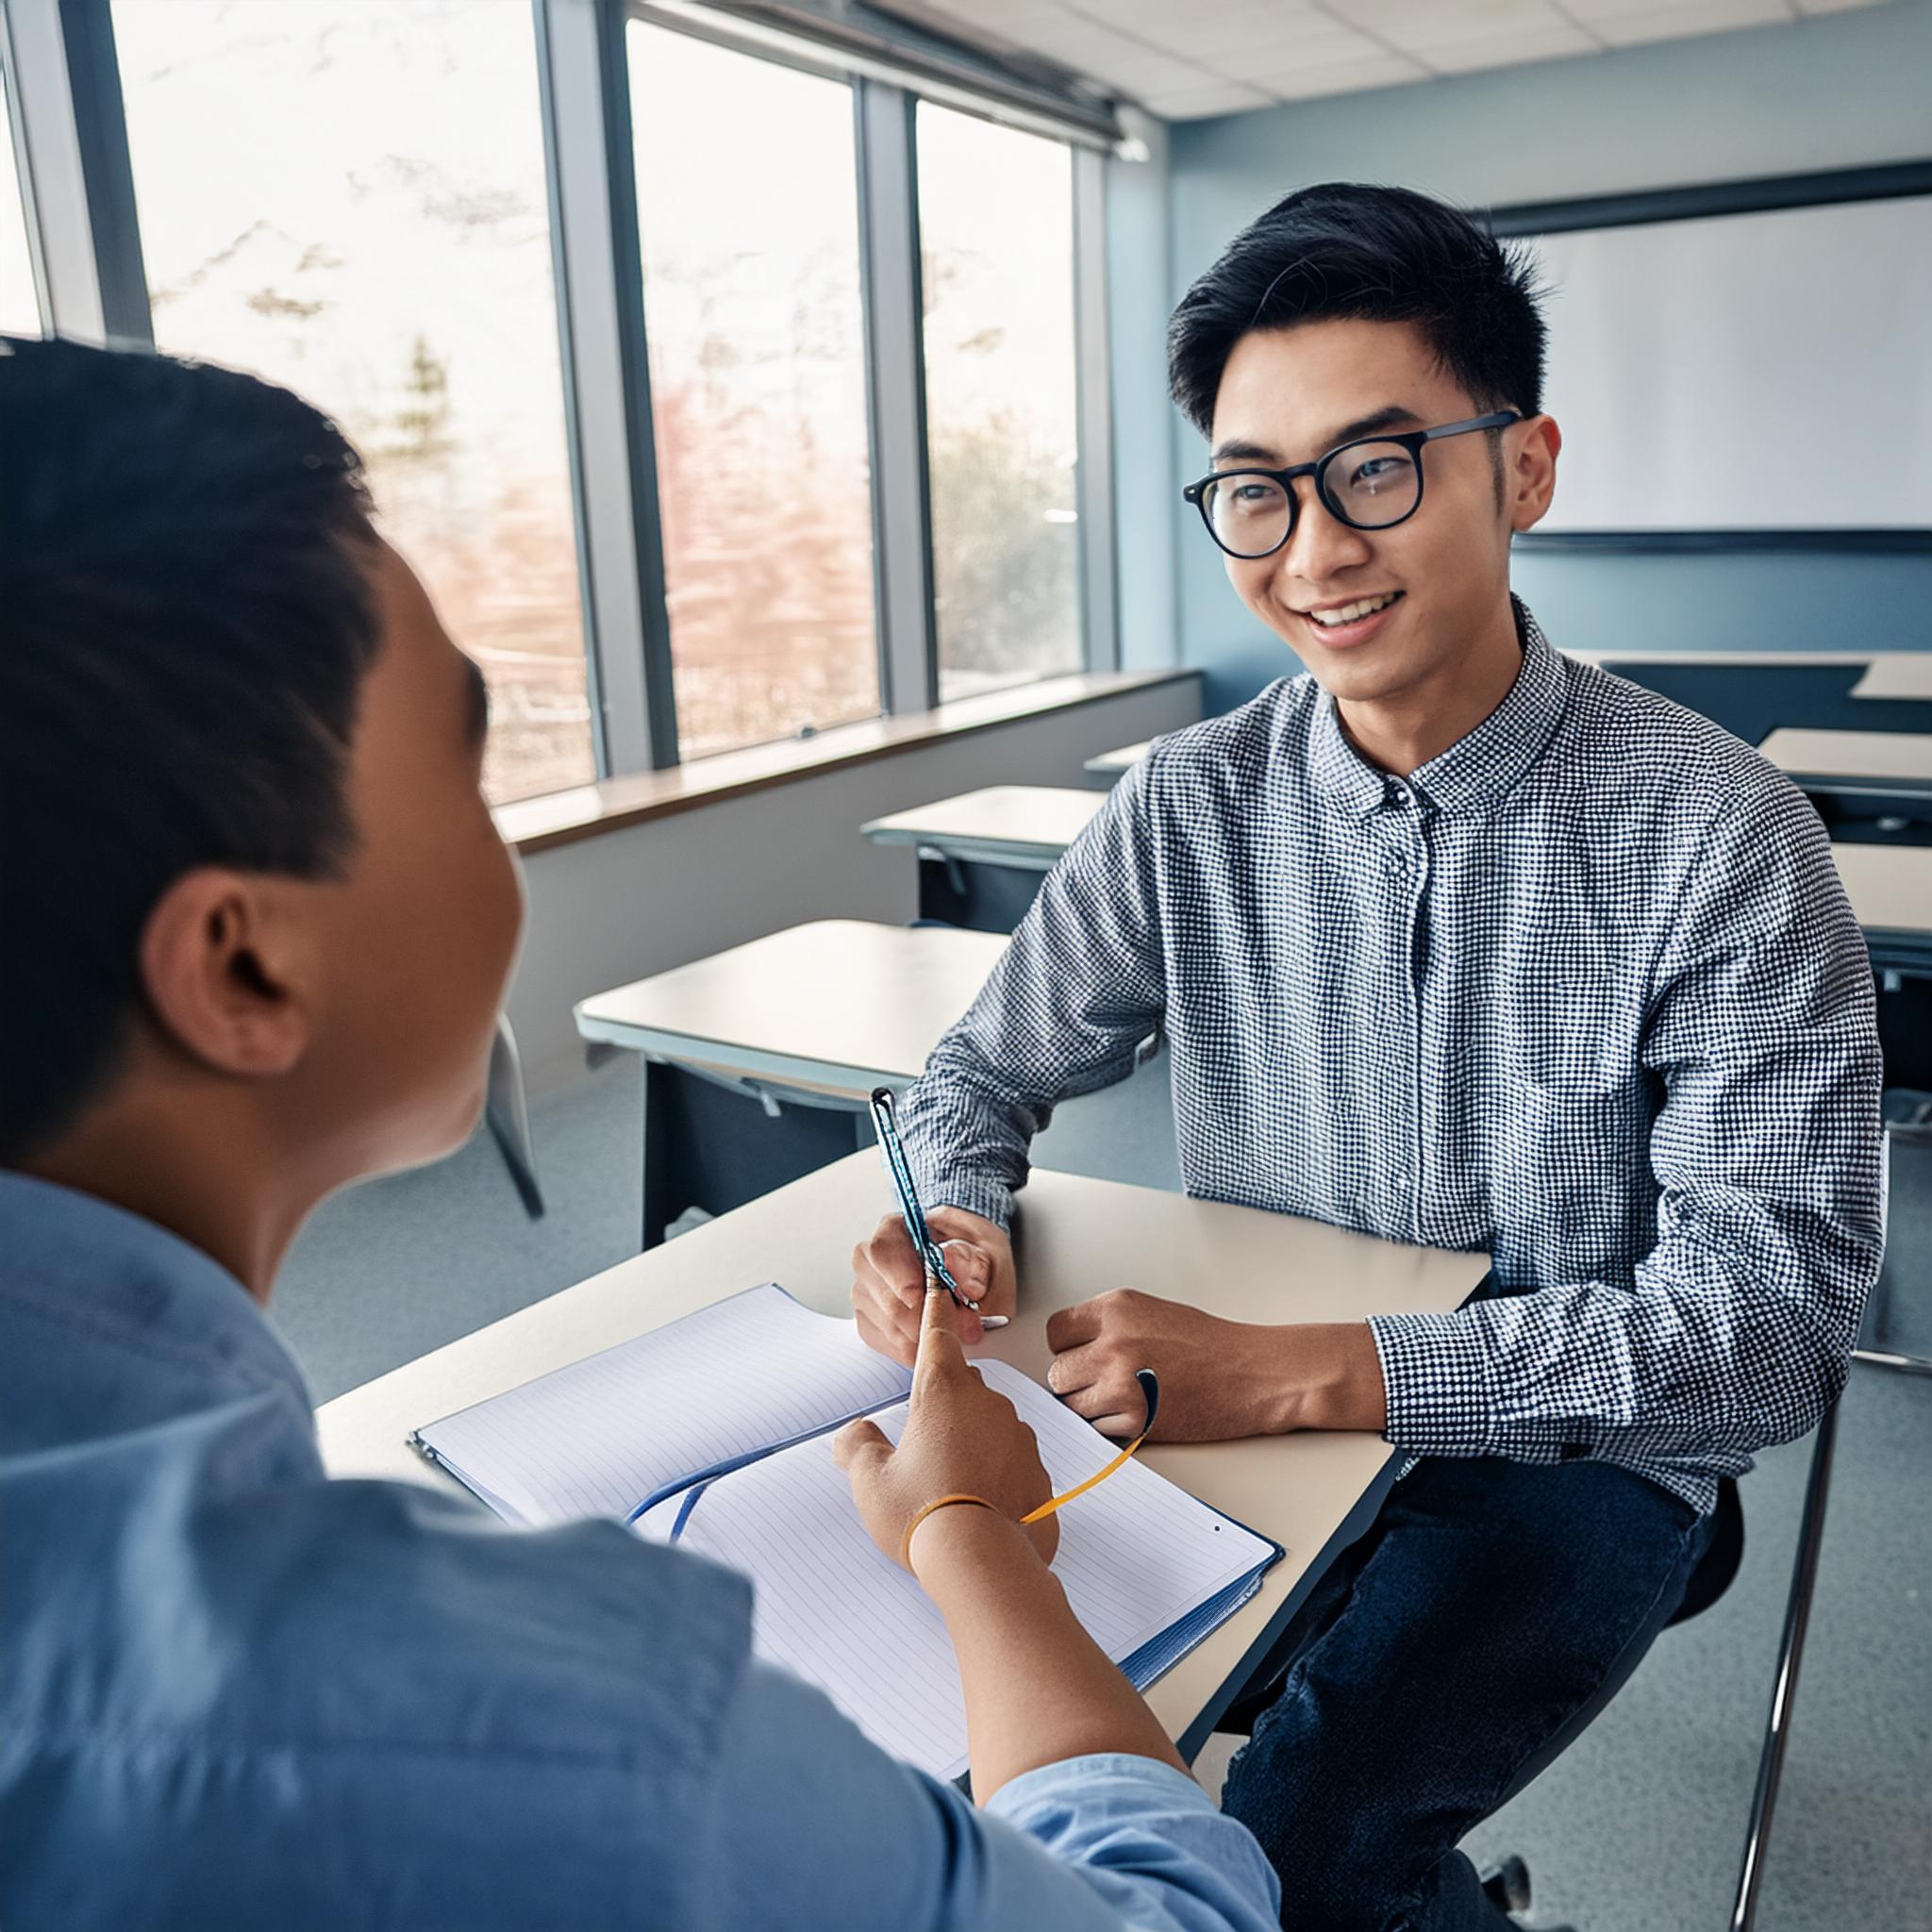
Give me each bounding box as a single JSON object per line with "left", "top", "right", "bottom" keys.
{"left": 978, "top": 1316, "right": 1009, "bottom": 1329}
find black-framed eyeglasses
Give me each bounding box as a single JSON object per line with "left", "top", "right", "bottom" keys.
{"left": 1182, "top": 410, "right": 1521, "bottom": 559}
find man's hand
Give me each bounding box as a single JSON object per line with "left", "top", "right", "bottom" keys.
{"left": 1045, "top": 1290, "right": 1390, "bottom": 1441}
{"left": 851, "top": 1207, "right": 1017, "bottom": 1367}
{"left": 833, "top": 1288, "right": 1058, "bottom": 1574}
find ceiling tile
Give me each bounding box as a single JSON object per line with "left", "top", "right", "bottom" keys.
{"left": 1588, "top": 0, "right": 1794, "bottom": 44}
{"left": 1141, "top": 78, "right": 1279, "bottom": 116}
{"left": 1330, "top": 0, "right": 1570, "bottom": 39}
{"left": 1792, "top": 0, "right": 1888, "bottom": 11}
{"left": 1244, "top": 52, "right": 1438, "bottom": 98}
{"left": 1410, "top": 22, "right": 1603, "bottom": 67}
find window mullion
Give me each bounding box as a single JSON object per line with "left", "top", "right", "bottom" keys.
{"left": 854, "top": 76, "right": 937, "bottom": 717}
{"left": 1072, "top": 144, "right": 1118, "bottom": 674}
{"left": 536, "top": 0, "right": 676, "bottom": 774}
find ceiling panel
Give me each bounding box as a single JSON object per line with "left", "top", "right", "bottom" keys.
{"left": 879, "top": 0, "right": 1895, "bottom": 116}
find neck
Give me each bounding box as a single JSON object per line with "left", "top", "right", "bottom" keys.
{"left": 24, "top": 1090, "right": 325, "bottom": 1304}
{"left": 1336, "top": 594, "right": 1524, "bottom": 777}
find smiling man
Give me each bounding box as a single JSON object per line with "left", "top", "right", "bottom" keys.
{"left": 851, "top": 183, "right": 1884, "bottom": 1927}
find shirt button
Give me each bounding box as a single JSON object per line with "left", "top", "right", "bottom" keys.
{"left": 1389, "top": 787, "right": 1410, "bottom": 808}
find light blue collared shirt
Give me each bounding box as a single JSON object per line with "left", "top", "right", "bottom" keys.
{"left": 0, "top": 1171, "right": 1279, "bottom": 1931}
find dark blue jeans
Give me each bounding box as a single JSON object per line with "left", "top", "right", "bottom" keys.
{"left": 1219, "top": 1455, "right": 1714, "bottom": 1931}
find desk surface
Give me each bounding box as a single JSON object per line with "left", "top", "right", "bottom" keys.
{"left": 575, "top": 920, "right": 1006, "bottom": 1093}
{"left": 1760, "top": 728, "right": 1932, "bottom": 786}
{"left": 317, "top": 1154, "right": 1489, "bottom": 1760}
{"left": 1852, "top": 656, "right": 1932, "bottom": 701}
{"left": 862, "top": 786, "right": 1103, "bottom": 868}
{"left": 1085, "top": 740, "right": 1151, "bottom": 776}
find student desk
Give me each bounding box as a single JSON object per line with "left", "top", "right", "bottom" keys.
{"left": 576, "top": 920, "right": 1007, "bottom": 1249}
{"left": 1760, "top": 727, "right": 1932, "bottom": 831}
{"left": 1835, "top": 841, "right": 1932, "bottom": 1092}
{"left": 861, "top": 787, "right": 1102, "bottom": 931}
{"left": 1851, "top": 656, "right": 1932, "bottom": 702}
{"left": 1085, "top": 740, "right": 1150, "bottom": 781}
{"left": 1569, "top": 649, "right": 1932, "bottom": 749}
{"left": 315, "top": 1153, "right": 1491, "bottom": 1763}
{"left": 1834, "top": 842, "right": 1932, "bottom": 979}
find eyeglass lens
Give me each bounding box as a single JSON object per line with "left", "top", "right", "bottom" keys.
{"left": 1203, "top": 441, "right": 1421, "bottom": 558}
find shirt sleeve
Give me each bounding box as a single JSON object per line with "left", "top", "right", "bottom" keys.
{"left": 896, "top": 758, "right": 1168, "bottom": 1228}
{"left": 695, "top": 1658, "right": 1280, "bottom": 1932}
{"left": 1368, "top": 778, "right": 1885, "bottom": 1474}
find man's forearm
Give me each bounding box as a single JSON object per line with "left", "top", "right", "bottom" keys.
{"left": 1257, "top": 1323, "right": 1389, "bottom": 1435}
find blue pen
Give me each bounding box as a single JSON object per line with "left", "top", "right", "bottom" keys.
{"left": 868, "top": 1086, "right": 1006, "bottom": 1322}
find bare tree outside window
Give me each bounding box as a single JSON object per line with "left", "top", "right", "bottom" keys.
{"left": 112, "top": 0, "right": 595, "bottom": 806}
{"left": 628, "top": 25, "right": 879, "bottom": 761}
{"left": 918, "top": 105, "right": 1082, "bottom": 705}
{"left": 0, "top": 76, "right": 38, "bottom": 335}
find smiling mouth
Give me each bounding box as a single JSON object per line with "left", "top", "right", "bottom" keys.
{"left": 1297, "top": 590, "right": 1403, "bottom": 627}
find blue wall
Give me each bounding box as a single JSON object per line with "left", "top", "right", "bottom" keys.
{"left": 1158, "top": 0, "right": 1932, "bottom": 715}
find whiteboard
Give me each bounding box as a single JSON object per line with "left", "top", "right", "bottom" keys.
{"left": 1530, "top": 194, "right": 1932, "bottom": 533}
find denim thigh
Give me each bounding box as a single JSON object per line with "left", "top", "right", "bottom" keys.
{"left": 1219, "top": 1455, "right": 1710, "bottom": 1931}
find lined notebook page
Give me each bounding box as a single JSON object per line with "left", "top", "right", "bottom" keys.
{"left": 652, "top": 1358, "right": 1275, "bottom": 1781}
{"left": 413, "top": 1284, "right": 911, "bottom": 1527}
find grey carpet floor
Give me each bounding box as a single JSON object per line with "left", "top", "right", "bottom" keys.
{"left": 275, "top": 1058, "right": 1930, "bottom": 1932}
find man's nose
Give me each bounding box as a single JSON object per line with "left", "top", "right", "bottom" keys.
{"left": 1274, "top": 475, "right": 1374, "bottom": 591}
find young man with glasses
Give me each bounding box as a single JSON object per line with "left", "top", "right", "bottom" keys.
{"left": 852, "top": 183, "right": 1883, "bottom": 1927}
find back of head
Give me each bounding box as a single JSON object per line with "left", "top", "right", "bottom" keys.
{"left": 0, "top": 337, "right": 382, "bottom": 1165}
{"left": 1167, "top": 181, "right": 1547, "bottom": 436}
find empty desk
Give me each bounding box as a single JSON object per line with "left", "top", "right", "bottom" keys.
{"left": 1834, "top": 842, "right": 1932, "bottom": 978}
{"left": 1086, "top": 740, "right": 1150, "bottom": 780}
{"left": 1852, "top": 656, "right": 1932, "bottom": 701}
{"left": 1760, "top": 727, "right": 1932, "bottom": 829}
{"left": 577, "top": 920, "right": 1007, "bottom": 1248}
{"left": 316, "top": 1152, "right": 1490, "bottom": 1762}
{"left": 862, "top": 786, "right": 1102, "bottom": 931}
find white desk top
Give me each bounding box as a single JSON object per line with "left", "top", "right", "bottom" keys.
{"left": 1851, "top": 656, "right": 1932, "bottom": 701}
{"left": 1760, "top": 728, "right": 1932, "bottom": 786}
{"left": 1085, "top": 741, "right": 1151, "bottom": 776}
{"left": 317, "top": 1154, "right": 1489, "bottom": 1758}
{"left": 862, "top": 786, "right": 1103, "bottom": 869}
{"left": 575, "top": 920, "right": 1007, "bottom": 1094}
{"left": 1832, "top": 842, "right": 1932, "bottom": 939}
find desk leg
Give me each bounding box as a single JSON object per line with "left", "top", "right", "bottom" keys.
{"left": 640, "top": 1061, "right": 876, "bottom": 1252}
{"left": 916, "top": 856, "right": 1051, "bottom": 935}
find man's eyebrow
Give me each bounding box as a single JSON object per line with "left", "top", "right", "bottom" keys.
{"left": 460, "top": 656, "right": 490, "bottom": 749}
{"left": 1210, "top": 405, "right": 1425, "bottom": 469}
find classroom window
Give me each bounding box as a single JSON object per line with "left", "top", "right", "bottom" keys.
{"left": 627, "top": 23, "right": 880, "bottom": 761}
{"left": 0, "top": 69, "right": 37, "bottom": 335}
{"left": 111, "top": 0, "right": 596, "bottom": 807}
{"left": 917, "top": 104, "right": 1082, "bottom": 705}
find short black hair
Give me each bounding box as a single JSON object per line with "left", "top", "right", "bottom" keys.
{"left": 0, "top": 337, "right": 382, "bottom": 1164}
{"left": 1167, "top": 181, "right": 1547, "bottom": 439}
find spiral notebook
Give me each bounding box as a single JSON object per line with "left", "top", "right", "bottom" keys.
{"left": 411, "top": 1284, "right": 1282, "bottom": 1780}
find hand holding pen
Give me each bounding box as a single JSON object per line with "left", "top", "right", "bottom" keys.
{"left": 853, "top": 1088, "right": 1017, "bottom": 1368}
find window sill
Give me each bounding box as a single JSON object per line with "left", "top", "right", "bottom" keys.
{"left": 491, "top": 668, "right": 1197, "bottom": 856}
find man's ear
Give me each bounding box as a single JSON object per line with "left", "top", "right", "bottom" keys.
{"left": 137, "top": 870, "right": 317, "bottom": 1078}
{"left": 1507, "top": 414, "right": 1561, "bottom": 534}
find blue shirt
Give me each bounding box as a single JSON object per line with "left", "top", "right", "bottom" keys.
{"left": 0, "top": 1172, "right": 1279, "bottom": 1932}
{"left": 899, "top": 599, "right": 1885, "bottom": 1514}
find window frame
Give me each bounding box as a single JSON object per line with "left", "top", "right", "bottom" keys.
{"left": 23, "top": 0, "right": 1120, "bottom": 791}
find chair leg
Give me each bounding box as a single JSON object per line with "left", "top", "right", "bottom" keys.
{"left": 1730, "top": 1401, "right": 1840, "bottom": 1932}
{"left": 485, "top": 1016, "right": 544, "bottom": 1221}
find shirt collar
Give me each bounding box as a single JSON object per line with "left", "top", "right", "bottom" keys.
{"left": 1306, "top": 594, "right": 1568, "bottom": 819}
{"left": 0, "top": 1168, "right": 311, "bottom": 1430}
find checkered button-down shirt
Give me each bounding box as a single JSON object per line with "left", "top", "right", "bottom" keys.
{"left": 899, "top": 599, "right": 1885, "bottom": 1514}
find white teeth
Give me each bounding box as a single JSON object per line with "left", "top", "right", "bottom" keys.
{"left": 1308, "top": 592, "right": 1398, "bottom": 627}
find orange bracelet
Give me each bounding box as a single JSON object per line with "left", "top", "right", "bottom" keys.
{"left": 901, "top": 1492, "right": 1002, "bottom": 1565}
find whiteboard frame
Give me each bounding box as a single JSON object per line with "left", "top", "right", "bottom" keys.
{"left": 1487, "top": 158, "right": 1932, "bottom": 556}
